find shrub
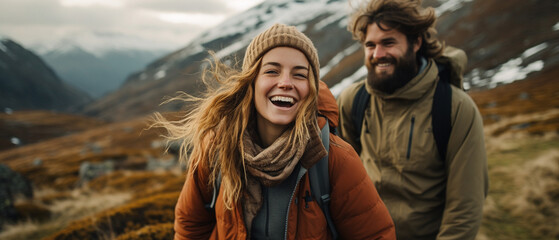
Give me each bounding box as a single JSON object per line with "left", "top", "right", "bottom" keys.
{"left": 39, "top": 191, "right": 73, "bottom": 205}
{"left": 115, "top": 222, "right": 174, "bottom": 240}
{"left": 509, "top": 150, "right": 559, "bottom": 239}
{"left": 86, "top": 171, "right": 180, "bottom": 195}
{"left": 14, "top": 202, "right": 51, "bottom": 222}
{"left": 44, "top": 192, "right": 179, "bottom": 240}
{"left": 133, "top": 175, "right": 184, "bottom": 199}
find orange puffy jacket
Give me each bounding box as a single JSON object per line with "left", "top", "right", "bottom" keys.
{"left": 174, "top": 81, "right": 396, "bottom": 239}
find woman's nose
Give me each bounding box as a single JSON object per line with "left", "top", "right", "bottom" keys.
{"left": 277, "top": 74, "right": 294, "bottom": 89}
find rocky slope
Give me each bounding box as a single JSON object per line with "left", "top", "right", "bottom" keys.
{"left": 81, "top": 0, "right": 559, "bottom": 121}
{"left": 0, "top": 39, "right": 92, "bottom": 112}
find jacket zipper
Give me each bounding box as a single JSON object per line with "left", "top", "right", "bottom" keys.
{"left": 406, "top": 116, "right": 415, "bottom": 160}
{"left": 284, "top": 167, "right": 307, "bottom": 240}
{"left": 265, "top": 187, "right": 270, "bottom": 237}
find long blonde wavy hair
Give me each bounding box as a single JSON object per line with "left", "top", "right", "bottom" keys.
{"left": 152, "top": 51, "right": 318, "bottom": 209}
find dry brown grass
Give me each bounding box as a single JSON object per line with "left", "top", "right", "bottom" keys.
{"left": 38, "top": 191, "right": 73, "bottom": 205}
{"left": 0, "top": 170, "right": 182, "bottom": 240}
{"left": 483, "top": 109, "right": 559, "bottom": 138}
{"left": 0, "top": 220, "right": 43, "bottom": 240}
{"left": 85, "top": 170, "right": 184, "bottom": 198}
{"left": 1, "top": 56, "right": 556, "bottom": 240}
{"left": 0, "top": 191, "right": 131, "bottom": 240}
{"left": 0, "top": 110, "right": 107, "bottom": 151}
{"left": 480, "top": 132, "right": 559, "bottom": 240}
{"left": 506, "top": 150, "right": 559, "bottom": 239}
{"left": 13, "top": 202, "right": 51, "bottom": 222}
{"left": 469, "top": 67, "right": 559, "bottom": 129}
{"left": 0, "top": 115, "right": 169, "bottom": 191}
{"left": 115, "top": 223, "right": 174, "bottom": 240}
{"left": 44, "top": 192, "right": 178, "bottom": 240}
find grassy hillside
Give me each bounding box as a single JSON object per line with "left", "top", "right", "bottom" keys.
{"left": 0, "top": 73, "right": 558, "bottom": 239}
{"left": 468, "top": 67, "right": 559, "bottom": 239}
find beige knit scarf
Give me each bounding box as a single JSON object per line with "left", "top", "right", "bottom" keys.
{"left": 241, "top": 122, "right": 327, "bottom": 233}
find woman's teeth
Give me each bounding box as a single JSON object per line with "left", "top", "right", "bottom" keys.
{"left": 270, "top": 96, "right": 295, "bottom": 107}
{"left": 270, "top": 96, "right": 294, "bottom": 104}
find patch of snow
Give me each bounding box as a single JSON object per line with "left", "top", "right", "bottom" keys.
{"left": 295, "top": 24, "right": 308, "bottom": 33}
{"left": 314, "top": 11, "right": 348, "bottom": 31}
{"left": 152, "top": 0, "right": 349, "bottom": 74}
{"left": 48, "top": 42, "right": 83, "bottom": 56}
{"left": 491, "top": 59, "right": 544, "bottom": 86}
{"left": 154, "top": 69, "right": 166, "bottom": 80}
{"left": 522, "top": 43, "right": 548, "bottom": 59}
{"left": 330, "top": 65, "right": 367, "bottom": 97}
{"left": 175, "top": 44, "right": 205, "bottom": 61}
{"left": 4, "top": 108, "right": 13, "bottom": 114}
{"left": 140, "top": 73, "right": 147, "bottom": 81}
{"left": 320, "top": 43, "right": 361, "bottom": 76}
{"left": 170, "top": 0, "right": 352, "bottom": 74}
{"left": 435, "top": 0, "right": 473, "bottom": 16}
{"left": 462, "top": 81, "right": 470, "bottom": 90}
{"left": 11, "top": 137, "right": 21, "bottom": 145}
{"left": 198, "top": 0, "right": 346, "bottom": 46}
{"left": 338, "top": 15, "right": 349, "bottom": 28}
{"left": 465, "top": 43, "right": 547, "bottom": 89}
{"left": 0, "top": 40, "right": 16, "bottom": 59}
{"left": 215, "top": 40, "right": 248, "bottom": 59}
{"left": 553, "top": 22, "right": 559, "bottom": 31}
{"left": 0, "top": 40, "right": 7, "bottom": 52}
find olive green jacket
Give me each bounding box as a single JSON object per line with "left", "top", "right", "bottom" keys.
{"left": 337, "top": 47, "right": 488, "bottom": 240}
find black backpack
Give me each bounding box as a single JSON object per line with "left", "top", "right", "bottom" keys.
{"left": 205, "top": 121, "right": 339, "bottom": 239}
{"left": 350, "top": 63, "right": 453, "bottom": 160}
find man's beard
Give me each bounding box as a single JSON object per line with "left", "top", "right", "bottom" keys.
{"left": 366, "top": 46, "right": 418, "bottom": 94}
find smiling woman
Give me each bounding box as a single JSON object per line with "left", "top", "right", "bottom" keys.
{"left": 254, "top": 47, "right": 311, "bottom": 146}
{"left": 151, "top": 23, "right": 396, "bottom": 240}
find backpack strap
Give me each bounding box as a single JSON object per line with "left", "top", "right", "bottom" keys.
{"left": 206, "top": 122, "right": 339, "bottom": 238}
{"left": 432, "top": 63, "right": 452, "bottom": 161}
{"left": 350, "top": 83, "right": 370, "bottom": 153}
{"left": 205, "top": 171, "right": 221, "bottom": 210}
{"left": 308, "top": 121, "right": 339, "bottom": 239}
{"left": 350, "top": 62, "right": 453, "bottom": 162}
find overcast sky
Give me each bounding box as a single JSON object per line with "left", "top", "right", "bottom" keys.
{"left": 0, "top": 0, "right": 264, "bottom": 54}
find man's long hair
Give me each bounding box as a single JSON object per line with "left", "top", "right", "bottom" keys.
{"left": 348, "top": 0, "right": 444, "bottom": 58}
{"left": 151, "top": 52, "right": 318, "bottom": 209}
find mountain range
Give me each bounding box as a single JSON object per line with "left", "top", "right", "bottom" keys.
{"left": 40, "top": 45, "right": 166, "bottom": 99}
{"left": 0, "top": 38, "right": 91, "bottom": 112}
{"left": 79, "top": 0, "right": 559, "bottom": 122}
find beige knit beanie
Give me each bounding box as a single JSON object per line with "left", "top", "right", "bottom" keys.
{"left": 242, "top": 23, "right": 320, "bottom": 89}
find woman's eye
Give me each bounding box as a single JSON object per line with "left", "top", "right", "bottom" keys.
{"left": 294, "top": 73, "right": 308, "bottom": 79}
{"left": 264, "top": 70, "right": 278, "bottom": 74}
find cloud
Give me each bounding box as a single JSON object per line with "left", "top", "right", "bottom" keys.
{"left": 0, "top": 0, "right": 263, "bottom": 53}
{"left": 130, "top": 0, "right": 231, "bottom": 13}
{"left": 59, "top": 0, "right": 125, "bottom": 8}
{"left": 151, "top": 12, "right": 227, "bottom": 26}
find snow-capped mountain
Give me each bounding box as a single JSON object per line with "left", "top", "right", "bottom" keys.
{"left": 0, "top": 38, "right": 91, "bottom": 112}
{"left": 82, "top": 0, "right": 559, "bottom": 121}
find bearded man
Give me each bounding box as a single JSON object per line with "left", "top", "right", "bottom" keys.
{"left": 336, "top": 0, "right": 488, "bottom": 239}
